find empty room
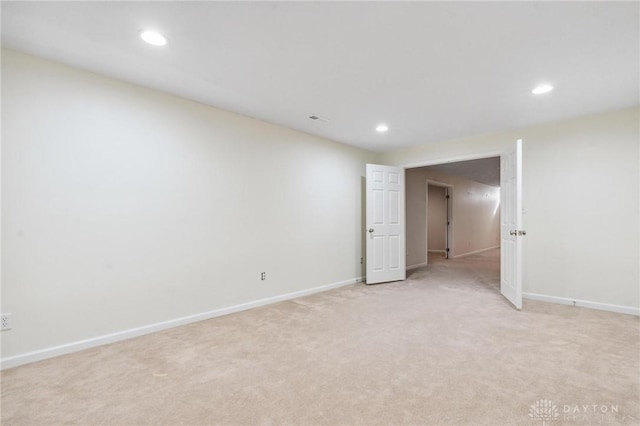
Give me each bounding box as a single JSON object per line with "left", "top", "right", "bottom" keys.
{"left": 1, "top": 2, "right": 638, "bottom": 425}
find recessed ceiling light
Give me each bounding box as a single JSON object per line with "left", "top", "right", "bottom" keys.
{"left": 532, "top": 84, "right": 553, "bottom": 95}
{"left": 140, "top": 30, "right": 167, "bottom": 46}
{"left": 376, "top": 124, "right": 389, "bottom": 132}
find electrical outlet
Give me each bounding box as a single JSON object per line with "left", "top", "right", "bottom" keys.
{"left": 1, "top": 314, "right": 12, "bottom": 331}
{"left": 260, "top": 272, "right": 266, "bottom": 281}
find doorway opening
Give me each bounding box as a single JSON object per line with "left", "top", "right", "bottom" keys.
{"left": 365, "top": 141, "right": 522, "bottom": 308}
{"left": 405, "top": 155, "right": 501, "bottom": 293}
{"left": 426, "top": 181, "right": 452, "bottom": 263}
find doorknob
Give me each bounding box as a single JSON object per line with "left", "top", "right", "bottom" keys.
{"left": 510, "top": 230, "right": 517, "bottom": 236}
{"left": 368, "top": 228, "right": 374, "bottom": 233}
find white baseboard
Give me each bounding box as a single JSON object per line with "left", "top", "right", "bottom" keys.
{"left": 1, "top": 276, "right": 364, "bottom": 370}
{"left": 523, "top": 292, "right": 640, "bottom": 316}
{"left": 453, "top": 245, "right": 500, "bottom": 259}
{"left": 406, "top": 262, "right": 428, "bottom": 271}
{"left": 427, "top": 250, "right": 446, "bottom": 253}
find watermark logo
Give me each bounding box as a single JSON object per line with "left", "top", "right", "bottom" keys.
{"left": 529, "top": 399, "right": 559, "bottom": 425}
{"left": 528, "top": 400, "right": 631, "bottom": 424}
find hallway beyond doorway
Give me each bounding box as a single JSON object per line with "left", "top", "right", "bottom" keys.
{"left": 419, "top": 247, "right": 500, "bottom": 294}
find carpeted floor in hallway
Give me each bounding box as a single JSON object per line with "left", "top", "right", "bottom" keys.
{"left": 1, "top": 249, "right": 638, "bottom": 425}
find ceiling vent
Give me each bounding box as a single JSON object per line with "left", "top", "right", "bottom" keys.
{"left": 309, "top": 115, "right": 329, "bottom": 123}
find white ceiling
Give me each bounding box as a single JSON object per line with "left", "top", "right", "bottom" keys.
{"left": 2, "top": 2, "right": 638, "bottom": 153}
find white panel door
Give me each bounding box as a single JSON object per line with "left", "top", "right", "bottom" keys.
{"left": 500, "top": 139, "right": 523, "bottom": 309}
{"left": 366, "top": 164, "right": 406, "bottom": 284}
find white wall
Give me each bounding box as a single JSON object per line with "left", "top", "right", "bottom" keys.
{"left": 1, "top": 49, "right": 376, "bottom": 362}
{"left": 406, "top": 168, "right": 500, "bottom": 267}
{"left": 383, "top": 107, "right": 640, "bottom": 310}
{"left": 2, "top": 49, "right": 638, "bottom": 367}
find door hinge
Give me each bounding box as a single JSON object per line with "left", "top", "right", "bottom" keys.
{"left": 446, "top": 195, "right": 450, "bottom": 199}
{"left": 446, "top": 248, "right": 450, "bottom": 252}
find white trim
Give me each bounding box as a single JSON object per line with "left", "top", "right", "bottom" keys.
{"left": 401, "top": 151, "right": 504, "bottom": 169}
{"left": 523, "top": 292, "right": 640, "bottom": 316}
{"left": 453, "top": 245, "right": 500, "bottom": 258}
{"left": 406, "top": 262, "right": 428, "bottom": 271}
{"left": 428, "top": 249, "right": 446, "bottom": 253}
{"left": 426, "top": 180, "right": 453, "bottom": 188}
{"left": 0, "top": 277, "right": 364, "bottom": 370}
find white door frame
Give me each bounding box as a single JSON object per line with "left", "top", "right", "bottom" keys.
{"left": 426, "top": 180, "right": 453, "bottom": 263}
{"left": 401, "top": 151, "right": 504, "bottom": 170}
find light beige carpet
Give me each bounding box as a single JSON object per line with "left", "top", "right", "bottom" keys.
{"left": 1, "top": 249, "right": 639, "bottom": 425}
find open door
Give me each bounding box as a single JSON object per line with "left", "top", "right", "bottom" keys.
{"left": 445, "top": 187, "right": 451, "bottom": 259}
{"left": 500, "top": 139, "right": 524, "bottom": 309}
{"left": 366, "top": 164, "right": 406, "bottom": 284}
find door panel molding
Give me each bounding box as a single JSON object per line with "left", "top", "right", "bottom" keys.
{"left": 366, "top": 164, "right": 406, "bottom": 284}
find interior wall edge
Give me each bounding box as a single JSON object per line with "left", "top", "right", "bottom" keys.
{"left": 406, "top": 262, "right": 428, "bottom": 271}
